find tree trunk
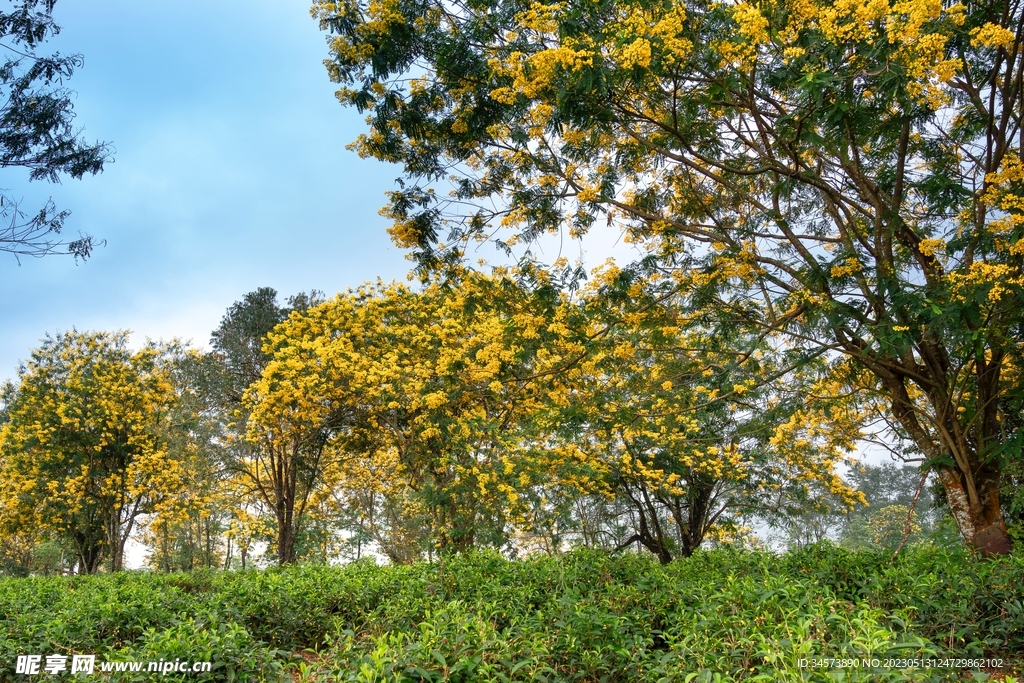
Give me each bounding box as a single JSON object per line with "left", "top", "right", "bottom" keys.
{"left": 277, "top": 511, "right": 295, "bottom": 565}
{"left": 616, "top": 483, "right": 673, "bottom": 564}
{"left": 106, "top": 508, "right": 124, "bottom": 572}
{"left": 78, "top": 545, "right": 103, "bottom": 574}
{"left": 937, "top": 465, "right": 1011, "bottom": 557}
{"left": 205, "top": 520, "right": 213, "bottom": 569}
{"left": 876, "top": 358, "right": 1013, "bottom": 557}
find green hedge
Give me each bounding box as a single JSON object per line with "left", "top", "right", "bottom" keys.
{"left": 0, "top": 545, "right": 1020, "bottom": 682}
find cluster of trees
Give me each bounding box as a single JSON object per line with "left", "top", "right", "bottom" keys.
{"left": 782, "top": 461, "right": 961, "bottom": 550}
{"left": 2, "top": 0, "right": 1023, "bottom": 570}
{"left": 310, "top": 0, "right": 1024, "bottom": 556}
{"left": 2, "top": 271, "right": 938, "bottom": 574}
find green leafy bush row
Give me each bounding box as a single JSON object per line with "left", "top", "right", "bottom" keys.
{"left": 0, "top": 545, "right": 1020, "bottom": 681}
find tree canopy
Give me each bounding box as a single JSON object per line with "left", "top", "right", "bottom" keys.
{"left": 242, "top": 270, "right": 865, "bottom": 561}
{"left": 313, "top": 0, "right": 1024, "bottom": 555}
{"left": 0, "top": 331, "right": 179, "bottom": 572}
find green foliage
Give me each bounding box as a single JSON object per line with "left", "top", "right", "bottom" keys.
{"left": 0, "top": 0, "right": 112, "bottom": 260}
{"left": 837, "top": 464, "right": 936, "bottom": 551}
{"left": 1002, "top": 454, "right": 1024, "bottom": 543}
{"left": 108, "top": 613, "right": 292, "bottom": 683}
{"left": 0, "top": 546, "right": 1020, "bottom": 681}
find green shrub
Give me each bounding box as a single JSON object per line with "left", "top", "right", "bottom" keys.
{"left": 106, "top": 612, "right": 290, "bottom": 683}
{"left": 0, "top": 545, "right": 1019, "bottom": 682}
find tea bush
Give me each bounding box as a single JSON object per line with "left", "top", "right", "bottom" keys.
{"left": 107, "top": 612, "right": 291, "bottom": 683}
{"left": 0, "top": 545, "right": 1020, "bottom": 681}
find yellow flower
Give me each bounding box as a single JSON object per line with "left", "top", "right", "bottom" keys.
{"left": 972, "top": 23, "right": 1016, "bottom": 50}
{"left": 618, "top": 39, "right": 652, "bottom": 69}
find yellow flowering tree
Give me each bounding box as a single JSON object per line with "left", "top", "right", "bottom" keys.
{"left": 530, "top": 267, "right": 865, "bottom": 561}
{"left": 248, "top": 269, "right": 865, "bottom": 560}
{"left": 247, "top": 273, "right": 577, "bottom": 556}
{"left": 316, "top": 0, "right": 1024, "bottom": 554}
{"left": 205, "top": 287, "right": 329, "bottom": 566}
{"left": 0, "top": 331, "right": 179, "bottom": 573}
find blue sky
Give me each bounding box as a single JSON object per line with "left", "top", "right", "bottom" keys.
{"left": 0, "top": 0, "right": 412, "bottom": 381}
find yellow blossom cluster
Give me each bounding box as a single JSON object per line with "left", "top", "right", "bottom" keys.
{"left": 0, "top": 331, "right": 184, "bottom": 571}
